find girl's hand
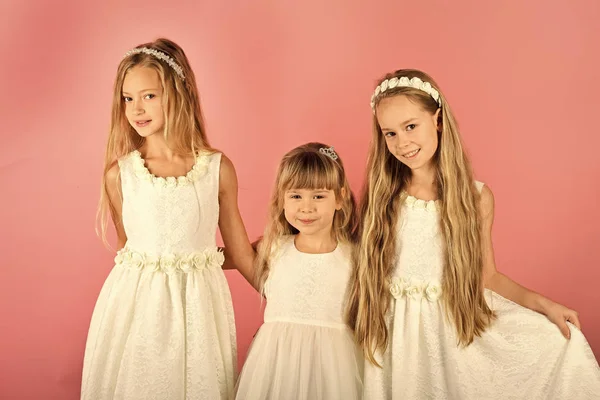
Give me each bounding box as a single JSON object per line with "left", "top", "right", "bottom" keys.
{"left": 544, "top": 301, "right": 581, "bottom": 339}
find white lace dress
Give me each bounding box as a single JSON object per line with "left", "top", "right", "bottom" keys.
{"left": 235, "top": 236, "right": 363, "bottom": 400}
{"left": 81, "top": 150, "right": 237, "bottom": 400}
{"left": 365, "top": 182, "right": 600, "bottom": 400}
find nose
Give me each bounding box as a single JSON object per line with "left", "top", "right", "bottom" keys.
{"left": 395, "top": 131, "right": 411, "bottom": 150}
{"left": 299, "top": 198, "right": 315, "bottom": 213}
{"left": 132, "top": 99, "right": 144, "bottom": 115}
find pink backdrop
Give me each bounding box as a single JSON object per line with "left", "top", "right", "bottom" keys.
{"left": 1, "top": 1, "right": 599, "bottom": 398}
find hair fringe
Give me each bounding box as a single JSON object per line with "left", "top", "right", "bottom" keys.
{"left": 254, "top": 143, "right": 358, "bottom": 295}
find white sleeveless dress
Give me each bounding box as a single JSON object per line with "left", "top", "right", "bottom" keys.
{"left": 235, "top": 236, "right": 363, "bottom": 400}
{"left": 81, "top": 150, "right": 237, "bottom": 400}
{"left": 364, "top": 182, "right": 600, "bottom": 400}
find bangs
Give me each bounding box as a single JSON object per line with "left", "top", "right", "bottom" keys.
{"left": 280, "top": 152, "right": 340, "bottom": 192}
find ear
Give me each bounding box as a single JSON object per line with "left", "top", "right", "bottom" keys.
{"left": 433, "top": 108, "right": 442, "bottom": 132}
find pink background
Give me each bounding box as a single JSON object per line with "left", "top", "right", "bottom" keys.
{"left": 1, "top": 1, "right": 599, "bottom": 398}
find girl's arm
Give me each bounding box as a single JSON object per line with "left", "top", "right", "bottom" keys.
{"left": 480, "top": 185, "right": 580, "bottom": 339}
{"left": 106, "top": 164, "right": 127, "bottom": 250}
{"left": 217, "top": 154, "right": 257, "bottom": 288}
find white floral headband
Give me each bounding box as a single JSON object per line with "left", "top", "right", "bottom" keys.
{"left": 319, "top": 146, "right": 339, "bottom": 161}
{"left": 123, "top": 47, "right": 185, "bottom": 80}
{"left": 370, "top": 76, "right": 441, "bottom": 113}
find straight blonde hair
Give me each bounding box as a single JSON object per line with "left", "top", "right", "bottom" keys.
{"left": 254, "top": 143, "right": 357, "bottom": 293}
{"left": 97, "top": 38, "right": 213, "bottom": 245}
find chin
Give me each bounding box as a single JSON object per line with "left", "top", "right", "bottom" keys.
{"left": 296, "top": 227, "right": 318, "bottom": 235}
{"left": 411, "top": 161, "right": 434, "bottom": 172}
{"left": 138, "top": 130, "right": 162, "bottom": 139}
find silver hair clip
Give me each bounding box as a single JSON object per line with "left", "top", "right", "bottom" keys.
{"left": 319, "top": 146, "right": 339, "bottom": 161}
{"left": 123, "top": 47, "right": 185, "bottom": 80}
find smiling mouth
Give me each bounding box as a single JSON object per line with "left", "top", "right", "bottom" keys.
{"left": 402, "top": 148, "right": 420, "bottom": 159}
{"left": 298, "top": 219, "right": 316, "bottom": 224}
{"left": 135, "top": 120, "right": 151, "bottom": 127}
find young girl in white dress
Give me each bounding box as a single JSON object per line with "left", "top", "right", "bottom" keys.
{"left": 347, "top": 69, "right": 600, "bottom": 399}
{"left": 81, "top": 38, "right": 254, "bottom": 400}
{"left": 234, "top": 143, "right": 363, "bottom": 400}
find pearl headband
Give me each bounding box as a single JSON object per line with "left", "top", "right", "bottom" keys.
{"left": 123, "top": 47, "right": 185, "bottom": 80}
{"left": 370, "top": 76, "right": 441, "bottom": 112}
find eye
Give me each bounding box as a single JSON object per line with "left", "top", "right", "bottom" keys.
{"left": 314, "top": 195, "right": 326, "bottom": 200}
{"left": 144, "top": 93, "right": 156, "bottom": 100}
{"left": 123, "top": 96, "right": 132, "bottom": 102}
{"left": 384, "top": 131, "right": 396, "bottom": 137}
{"left": 406, "top": 124, "right": 416, "bottom": 131}
{"left": 289, "top": 194, "right": 301, "bottom": 199}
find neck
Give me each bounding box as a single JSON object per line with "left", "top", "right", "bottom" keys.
{"left": 141, "top": 134, "right": 175, "bottom": 160}
{"left": 409, "top": 161, "right": 436, "bottom": 186}
{"left": 294, "top": 231, "right": 337, "bottom": 254}
{"left": 406, "top": 161, "right": 438, "bottom": 201}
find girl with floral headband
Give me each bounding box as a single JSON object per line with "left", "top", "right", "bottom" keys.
{"left": 81, "top": 38, "right": 254, "bottom": 399}
{"left": 347, "top": 69, "right": 600, "bottom": 398}
{"left": 234, "top": 143, "right": 363, "bottom": 400}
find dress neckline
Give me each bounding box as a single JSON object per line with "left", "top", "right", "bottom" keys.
{"left": 130, "top": 150, "right": 211, "bottom": 187}
{"left": 291, "top": 236, "right": 340, "bottom": 256}
{"left": 402, "top": 192, "right": 441, "bottom": 212}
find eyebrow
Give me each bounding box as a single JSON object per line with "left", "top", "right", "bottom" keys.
{"left": 286, "top": 189, "right": 330, "bottom": 193}
{"left": 122, "top": 88, "right": 161, "bottom": 95}
{"left": 380, "top": 117, "right": 418, "bottom": 131}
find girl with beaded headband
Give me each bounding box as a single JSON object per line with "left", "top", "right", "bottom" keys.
{"left": 233, "top": 142, "right": 363, "bottom": 400}
{"left": 347, "top": 69, "right": 600, "bottom": 398}
{"left": 81, "top": 38, "right": 255, "bottom": 400}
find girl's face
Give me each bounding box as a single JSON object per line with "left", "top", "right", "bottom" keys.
{"left": 283, "top": 188, "right": 342, "bottom": 238}
{"left": 376, "top": 95, "right": 441, "bottom": 172}
{"left": 122, "top": 66, "right": 165, "bottom": 138}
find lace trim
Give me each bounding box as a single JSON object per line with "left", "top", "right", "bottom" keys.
{"left": 115, "top": 247, "right": 225, "bottom": 274}
{"left": 131, "top": 150, "right": 211, "bottom": 187}
{"left": 389, "top": 277, "right": 442, "bottom": 302}
{"left": 402, "top": 181, "right": 484, "bottom": 211}
{"left": 404, "top": 193, "right": 441, "bottom": 211}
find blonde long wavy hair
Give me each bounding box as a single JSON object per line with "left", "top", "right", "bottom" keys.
{"left": 347, "top": 69, "right": 495, "bottom": 366}
{"left": 97, "top": 38, "right": 213, "bottom": 245}
{"left": 254, "top": 143, "right": 358, "bottom": 293}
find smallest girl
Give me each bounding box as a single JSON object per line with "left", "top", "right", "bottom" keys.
{"left": 235, "top": 143, "right": 363, "bottom": 400}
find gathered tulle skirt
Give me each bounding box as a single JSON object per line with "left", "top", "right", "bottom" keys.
{"left": 236, "top": 321, "right": 363, "bottom": 400}
{"left": 81, "top": 262, "right": 237, "bottom": 400}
